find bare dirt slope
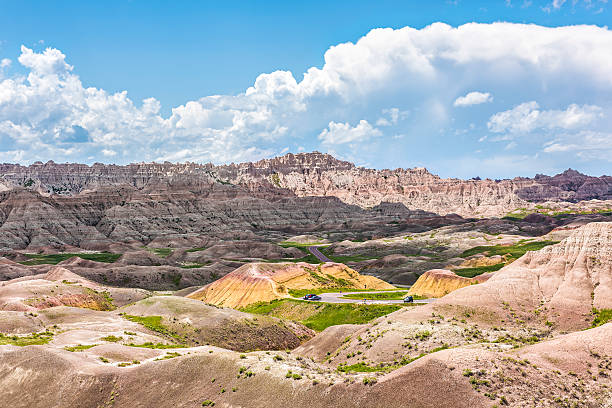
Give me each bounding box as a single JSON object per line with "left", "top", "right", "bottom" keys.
{"left": 0, "top": 323, "right": 610, "bottom": 408}
{"left": 430, "top": 221, "right": 612, "bottom": 330}
{"left": 407, "top": 268, "right": 493, "bottom": 298}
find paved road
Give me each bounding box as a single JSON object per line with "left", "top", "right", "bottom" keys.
{"left": 308, "top": 246, "right": 333, "bottom": 262}
{"left": 304, "top": 246, "right": 434, "bottom": 304}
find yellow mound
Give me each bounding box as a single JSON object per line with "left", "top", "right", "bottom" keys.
{"left": 187, "top": 262, "right": 395, "bottom": 308}
{"left": 407, "top": 269, "right": 492, "bottom": 298}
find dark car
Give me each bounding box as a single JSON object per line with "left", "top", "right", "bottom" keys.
{"left": 403, "top": 295, "right": 414, "bottom": 303}
{"left": 303, "top": 294, "right": 322, "bottom": 301}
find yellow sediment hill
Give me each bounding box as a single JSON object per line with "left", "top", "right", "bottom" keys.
{"left": 407, "top": 269, "right": 492, "bottom": 298}
{"left": 187, "top": 262, "right": 395, "bottom": 309}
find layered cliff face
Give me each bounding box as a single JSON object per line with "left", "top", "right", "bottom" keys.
{"left": 2, "top": 153, "right": 611, "bottom": 218}
{"left": 0, "top": 152, "right": 611, "bottom": 249}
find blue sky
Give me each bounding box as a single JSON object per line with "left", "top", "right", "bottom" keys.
{"left": 0, "top": 0, "right": 611, "bottom": 178}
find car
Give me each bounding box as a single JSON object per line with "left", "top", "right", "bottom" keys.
{"left": 403, "top": 296, "right": 414, "bottom": 303}
{"left": 303, "top": 294, "right": 322, "bottom": 301}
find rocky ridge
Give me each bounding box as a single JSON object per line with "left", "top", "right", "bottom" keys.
{"left": 1, "top": 152, "right": 611, "bottom": 218}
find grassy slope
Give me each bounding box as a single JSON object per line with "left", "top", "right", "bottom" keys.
{"left": 454, "top": 241, "right": 559, "bottom": 278}
{"left": 19, "top": 252, "right": 121, "bottom": 265}
{"left": 288, "top": 288, "right": 398, "bottom": 298}
{"left": 0, "top": 331, "right": 53, "bottom": 346}
{"left": 592, "top": 309, "right": 612, "bottom": 327}
{"left": 460, "top": 241, "right": 559, "bottom": 260}
{"left": 341, "top": 291, "right": 409, "bottom": 300}
{"left": 241, "top": 299, "right": 404, "bottom": 331}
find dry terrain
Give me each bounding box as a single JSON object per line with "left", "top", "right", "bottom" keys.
{"left": 0, "top": 154, "right": 612, "bottom": 407}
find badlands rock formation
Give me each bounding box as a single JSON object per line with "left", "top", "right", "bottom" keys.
{"left": 188, "top": 262, "right": 395, "bottom": 308}
{"left": 431, "top": 222, "right": 612, "bottom": 330}
{"left": 0, "top": 266, "right": 150, "bottom": 311}
{"left": 407, "top": 269, "right": 492, "bottom": 298}
{"left": 0, "top": 152, "right": 611, "bottom": 250}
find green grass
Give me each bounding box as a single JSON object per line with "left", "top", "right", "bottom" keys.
{"left": 64, "top": 344, "right": 98, "bottom": 352}
{"left": 19, "top": 252, "right": 121, "bottom": 265}
{"left": 287, "top": 288, "right": 398, "bottom": 298}
{"left": 455, "top": 241, "right": 559, "bottom": 278}
{"left": 155, "top": 352, "right": 182, "bottom": 360}
{"left": 180, "top": 263, "right": 209, "bottom": 269}
{"left": 144, "top": 247, "right": 173, "bottom": 258}
{"left": 341, "top": 291, "right": 408, "bottom": 300}
{"left": 461, "top": 241, "right": 559, "bottom": 261}
{"left": 101, "top": 335, "right": 123, "bottom": 342}
{"left": 592, "top": 309, "right": 612, "bottom": 327}
{"left": 185, "top": 247, "right": 207, "bottom": 253}
{"left": 0, "top": 331, "right": 53, "bottom": 346}
{"left": 121, "top": 314, "right": 180, "bottom": 338}
{"left": 301, "top": 303, "right": 401, "bottom": 332}
{"left": 453, "top": 263, "right": 506, "bottom": 278}
{"left": 126, "top": 342, "right": 185, "bottom": 349}
{"left": 241, "top": 299, "right": 403, "bottom": 332}
{"left": 278, "top": 241, "right": 329, "bottom": 249}
{"left": 337, "top": 362, "right": 382, "bottom": 372}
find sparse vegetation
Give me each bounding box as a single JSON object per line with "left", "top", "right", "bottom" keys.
{"left": 101, "top": 335, "right": 123, "bottom": 342}
{"left": 143, "top": 247, "right": 173, "bottom": 258}
{"left": 154, "top": 352, "right": 181, "bottom": 360}
{"left": 337, "top": 362, "right": 381, "bottom": 373}
{"left": 121, "top": 314, "right": 180, "bottom": 339}
{"left": 64, "top": 344, "right": 97, "bottom": 352}
{"left": 126, "top": 342, "right": 185, "bottom": 349}
{"left": 0, "top": 331, "right": 53, "bottom": 346}
{"left": 591, "top": 308, "right": 612, "bottom": 327}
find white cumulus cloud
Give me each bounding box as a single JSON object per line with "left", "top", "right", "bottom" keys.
{"left": 318, "top": 120, "right": 381, "bottom": 145}
{"left": 487, "top": 102, "right": 603, "bottom": 133}
{"left": 1, "top": 22, "right": 612, "bottom": 175}
{"left": 454, "top": 91, "right": 493, "bottom": 107}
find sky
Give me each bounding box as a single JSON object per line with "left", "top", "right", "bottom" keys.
{"left": 0, "top": 0, "right": 611, "bottom": 179}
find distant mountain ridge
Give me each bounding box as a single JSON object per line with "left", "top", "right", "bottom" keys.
{"left": 1, "top": 152, "right": 610, "bottom": 218}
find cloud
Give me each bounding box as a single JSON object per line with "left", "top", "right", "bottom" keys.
{"left": 376, "top": 107, "right": 409, "bottom": 126}
{"left": 542, "top": 131, "right": 612, "bottom": 161}
{"left": 487, "top": 102, "right": 603, "bottom": 133}
{"left": 453, "top": 91, "right": 493, "bottom": 107}
{"left": 0, "top": 59, "right": 10, "bottom": 69}
{"left": 543, "top": 0, "right": 607, "bottom": 12}
{"left": 318, "top": 120, "right": 381, "bottom": 145}
{"left": 0, "top": 22, "right": 611, "bottom": 175}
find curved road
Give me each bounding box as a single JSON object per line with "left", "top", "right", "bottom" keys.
{"left": 308, "top": 246, "right": 333, "bottom": 262}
